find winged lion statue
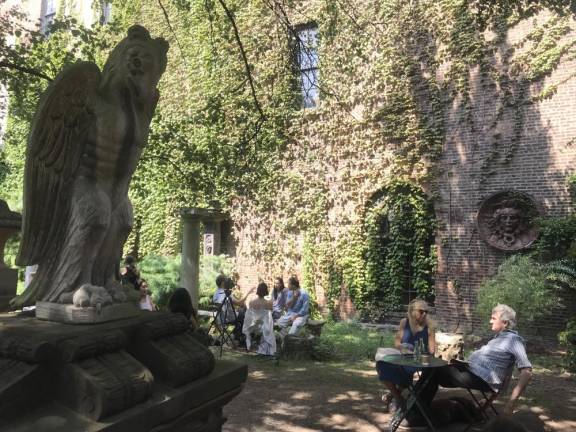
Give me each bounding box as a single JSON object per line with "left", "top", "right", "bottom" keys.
{"left": 11, "top": 25, "right": 168, "bottom": 309}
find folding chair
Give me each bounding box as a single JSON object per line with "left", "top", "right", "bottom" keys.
{"left": 207, "top": 295, "right": 239, "bottom": 357}
{"left": 462, "top": 364, "right": 515, "bottom": 431}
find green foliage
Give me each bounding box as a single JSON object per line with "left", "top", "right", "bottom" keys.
{"left": 533, "top": 215, "right": 576, "bottom": 261}
{"left": 476, "top": 255, "right": 559, "bottom": 326}
{"left": 546, "top": 258, "right": 576, "bottom": 291}
{"left": 139, "top": 254, "right": 182, "bottom": 309}
{"left": 321, "top": 320, "right": 395, "bottom": 362}
{"left": 558, "top": 318, "right": 576, "bottom": 372}
{"left": 2, "top": 0, "right": 576, "bottom": 321}
{"left": 138, "top": 253, "right": 235, "bottom": 309}
{"left": 362, "top": 180, "right": 436, "bottom": 316}
{"left": 568, "top": 173, "right": 576, "bottom": 203}
{"left": 198, "top": 254, "right": 235, "bottom": 307}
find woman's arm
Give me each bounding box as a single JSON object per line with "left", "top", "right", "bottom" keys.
{"left": 394, "top": 318, "right": 406, "bottom": 349}
{"left": 427, "top": 326, "right": 436, "bottom": 354}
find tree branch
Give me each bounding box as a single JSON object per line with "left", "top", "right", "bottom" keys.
{"left": 216, "top": 0, "right": 265, "bottom": 119}
{"left": 157, "top": 0, "right": 189, "bottom": 69}
{"left": 0, "top": 61, "right": 53, "bottom": 82}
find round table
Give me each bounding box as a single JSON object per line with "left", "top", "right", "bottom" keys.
{"left": 379, "top": 354, "right": 447, "bottom": 432}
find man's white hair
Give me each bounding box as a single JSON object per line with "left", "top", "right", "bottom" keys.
{"left": 492, "top": 304, "right": 517, "bottom": 329}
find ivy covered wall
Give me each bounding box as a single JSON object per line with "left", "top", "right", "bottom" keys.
{"left": 1, "top": 1, "right": 576, "bottom": 333}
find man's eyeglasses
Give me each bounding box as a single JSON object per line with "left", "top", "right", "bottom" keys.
{"left": 418, "top": 309, "right": 428, "bottom": 314}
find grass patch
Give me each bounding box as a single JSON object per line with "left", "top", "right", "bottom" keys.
{"left": 321, "top": 320, "right": 395, "bottom": 362}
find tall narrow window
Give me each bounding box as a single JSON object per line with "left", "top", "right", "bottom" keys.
{"left": 296, "top": 24, "right": 319, "bottom": 109}
{"left": 41, "top": 0, "right": 56, "bottom": 34}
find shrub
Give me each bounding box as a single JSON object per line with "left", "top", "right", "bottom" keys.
{"left": 139, "top": 254, "right": 181, "bottom": 309}
{"left": 198, "top": 254, "right": 235, "bottom": 307}
{"left": 139, "top": 254, "right": 235, "bottom": 309}
{"left": 476, "top": 255, "right": 559, "bottom": 326}
{"left": 558, "top": 319, "right": 576, "bottom": 372}
{"left": 321, "top": 320, "right": 394, "bottom": 362}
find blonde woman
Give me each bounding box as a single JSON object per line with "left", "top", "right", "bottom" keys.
{"left": 376, "top": 299, "right": 436, "bottom": 412}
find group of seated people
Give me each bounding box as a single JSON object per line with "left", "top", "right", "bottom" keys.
{"left": 377, "top": 299, "right": 532, "bottom": 431}
{"left": 211, "top": 274, "right": 311, "bottom": 355}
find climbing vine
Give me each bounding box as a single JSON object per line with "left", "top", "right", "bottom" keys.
{"left": 1, "top": 0, "right": 575, "bottom": 317}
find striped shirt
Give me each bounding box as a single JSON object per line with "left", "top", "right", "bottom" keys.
{"left": 468, "top": 330, "right": 531, "bottom": 390}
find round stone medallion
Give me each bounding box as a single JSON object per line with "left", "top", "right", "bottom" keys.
{"left": 477, "top": 190, "right": 540, "bottom": 251}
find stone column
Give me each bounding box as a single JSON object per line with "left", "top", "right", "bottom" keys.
{"left": 180, "top": 214, "right": 201, "bottom": 309}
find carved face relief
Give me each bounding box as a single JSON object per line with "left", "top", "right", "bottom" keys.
{"left": 101, "top": 25, "right": 167, "bottom": 107}
{"left": 124, "top": 43, "right": 161, "bottom": 101}
{"left": 477, "top": 191, "right": 539, "bottom": 251}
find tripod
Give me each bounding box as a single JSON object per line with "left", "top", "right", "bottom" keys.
{"left": 208, "top": 291, "right": 239, "bottom": 357}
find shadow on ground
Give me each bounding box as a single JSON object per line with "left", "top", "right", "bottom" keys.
{"left": 220, "top": 350, "right": 576, "bottom": 432}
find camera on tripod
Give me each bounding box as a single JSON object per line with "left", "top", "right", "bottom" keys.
{"left": 223, "top": 277, "right": 235, "bottom": 298}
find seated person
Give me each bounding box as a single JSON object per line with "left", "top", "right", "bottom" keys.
{"left": 376, "top": 299, "right": 436, "bottom": 412}
{"left": 403, "top": 304, "right": 532, "bottom": 428}
{"left": 168, "top": 287, "right": 211, "bottom": 345}
{"left": 276, "top": 276, "right": 309, "bottom": 335}
{"left": 248, "top": 281, "right": 273, "bottom": 311}
{"left": 272, "top": 277, "right": 288, "bottom": 320}
{"left": 169, "top": 287, "right": 199, "bottom": 330}
{"left": 121, "top": 255, "right": 142, "bottom": 291}
{"left": 243, "top": 281, "right": 276, "bottom": 355}
{"left": 138, "top": 279, "right": 156, "bottom": 311}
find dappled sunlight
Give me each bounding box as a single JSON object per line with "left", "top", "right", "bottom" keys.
{"left": 327, "top": 390, "right": 374, "bottom": 403}
{"left": 223, "top": 350, "right": 575, "bottom": 432}
{"left": 529, "top": 406, "right": 546, "bottom": 414}
{"left": 248, "top": 370, "right": 270, "bottom": 380}
{"left": 342, "top": 367, "right": 378, "bottom": 378}
{"left": 290, "top": 391, "right": 313, "bottom": 400}
{"left": 317, "top": 413, "right": 381, "bottom": 431}
{"left": 545, "top": 420, "right": 576, "bottom": 431}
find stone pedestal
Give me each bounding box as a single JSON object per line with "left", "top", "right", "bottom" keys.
{"left": 0, "top": 200, "right": 22, "bottom": 312}
{"left": 0, "top": 268, "right": 18, "bottom": 311}
{"left": 36, "top": 301, "right": 141, "bottom": 324}
{"left": 0, "top": 311, "right": 247, "bottom": 431}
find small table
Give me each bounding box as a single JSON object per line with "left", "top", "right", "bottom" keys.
{"left": 380, "top": 354, "right": 447, "bottom": 432}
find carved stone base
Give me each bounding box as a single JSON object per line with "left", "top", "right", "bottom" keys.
{"left": 36, "top": 301, "right": 141, "bottom": 324}
{"left": 0, "top": 268, "right": 17, "bottom": 312}
{"left": 0, "top": 312, "right": 247, "bottom": 431}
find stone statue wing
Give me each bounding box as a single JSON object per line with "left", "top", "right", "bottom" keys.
{"left": 17, "top": 61, "right": 101, "bottom": 266}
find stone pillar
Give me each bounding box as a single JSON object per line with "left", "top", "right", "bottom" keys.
{"left": 180, "top": 208, "right": 229, "bottom": 310}
{"left": 181, "top": 214, "right": 200, "bottom": 309}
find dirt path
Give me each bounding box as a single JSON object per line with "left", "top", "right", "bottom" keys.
{"left": 220, "top": 351, "right": 576, "bottom": 432}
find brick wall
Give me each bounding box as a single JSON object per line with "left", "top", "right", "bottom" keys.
{"left": 434, "top": 15, "right": 576, "bottom": 337}
{"left": 230, "top": 8, "right": 576, "bottom": 340}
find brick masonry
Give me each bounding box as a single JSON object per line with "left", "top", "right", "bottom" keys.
{"left": 230, "top": 10, "right": 576, "bottom": 340}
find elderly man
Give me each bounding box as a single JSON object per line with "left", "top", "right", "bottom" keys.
{"left": 396, "top": 304, "right": 532, "bottom": 430}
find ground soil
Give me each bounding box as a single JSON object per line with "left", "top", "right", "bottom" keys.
{"left": 219, "top": 350, "right": 576, "bottom": 432}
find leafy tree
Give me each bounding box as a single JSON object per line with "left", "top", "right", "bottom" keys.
{"left": 476, "top": 255, "right": 559, "bottom": 326}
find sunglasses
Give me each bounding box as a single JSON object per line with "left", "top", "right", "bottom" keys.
{"left": 417, "top": 309, "right": 428, "bottom": 314}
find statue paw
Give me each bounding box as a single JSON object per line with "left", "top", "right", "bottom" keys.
{"left": 105, "top": 280, "right": 128, "bottom": 303}
{"left": 72, "top": 284, "right": 113, "bottom": 308}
